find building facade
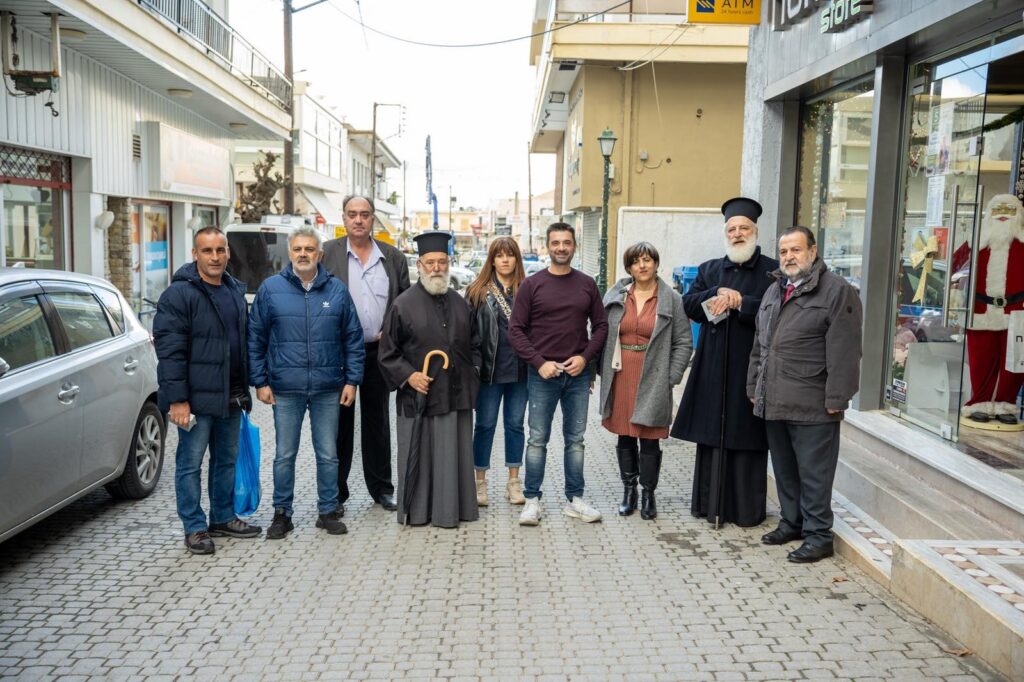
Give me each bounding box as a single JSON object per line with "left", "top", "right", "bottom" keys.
{"left": 528, "top": 0, "right": 749, "bottom": 282}
{"left": 1, "top": 0, "right": 290, "bottom": 322}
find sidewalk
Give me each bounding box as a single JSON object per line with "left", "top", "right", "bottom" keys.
{"left": 0, "top": 392, "right": 1004, "bottom": 680}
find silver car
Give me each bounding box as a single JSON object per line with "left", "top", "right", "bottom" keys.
{"left": 0, "top": 269, "right": 165, "bottom": 543}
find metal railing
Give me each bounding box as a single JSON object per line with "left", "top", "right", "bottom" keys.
{"left": 137, "top": 0, "right": 292, "bottom": 109}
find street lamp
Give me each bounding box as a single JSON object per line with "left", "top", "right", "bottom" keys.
{"left": 597, "top": 127, "right": 617, "bottom": 295}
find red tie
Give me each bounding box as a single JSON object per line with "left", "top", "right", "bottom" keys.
{"left": 784, "top": 283, "right": 795, "bottom": 303}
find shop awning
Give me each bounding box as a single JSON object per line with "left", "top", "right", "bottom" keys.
{"left": 374, "top": 213, "right": 399, "bottom": 238}
{"left": 300, "top": 186, "right": 343, "bottom": 225}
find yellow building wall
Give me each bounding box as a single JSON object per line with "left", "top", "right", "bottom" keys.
{"left": 561, "top": 61, "right": 745, "bottom": 272}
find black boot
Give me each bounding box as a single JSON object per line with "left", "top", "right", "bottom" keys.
{"left": 639, "top": 446, "right": 662, "bottom": 520}
{"left": 615, "top": 446, "right": 639, "bottom": 516}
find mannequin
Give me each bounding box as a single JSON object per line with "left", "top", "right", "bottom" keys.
{"left": 962, "top": 194, "right": 1024, "bottom": 428}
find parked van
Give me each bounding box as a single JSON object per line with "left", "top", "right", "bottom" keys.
{"left": 224, "top": 216, "right": 329, "bottom": 302}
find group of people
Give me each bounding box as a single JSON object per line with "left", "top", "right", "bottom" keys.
{"left": 154, "top": 194, "right": 862, "bottom": 565}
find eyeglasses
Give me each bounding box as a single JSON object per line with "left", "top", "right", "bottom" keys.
{"left": 419, "top": 258, "right": 449, "bottom": 270}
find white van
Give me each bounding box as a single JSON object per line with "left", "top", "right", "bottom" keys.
{"left": 223, "top": 216, "right": 330, "bottom": 302}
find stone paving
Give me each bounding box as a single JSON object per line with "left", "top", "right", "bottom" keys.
{"left": 0, "top": 395, "right": 1006, "bottom": 680}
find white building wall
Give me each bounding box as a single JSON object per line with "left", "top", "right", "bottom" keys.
{"left": 2, "top": 26, "right": 233, "bottom": 205}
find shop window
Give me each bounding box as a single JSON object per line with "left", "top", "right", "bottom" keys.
{"left": 1, "top": 145, "right": 71, "bottom": 270}
{"left": 795, "top": 79, "right": 875, "bottom": 291}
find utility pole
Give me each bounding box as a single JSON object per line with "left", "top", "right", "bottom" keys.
{"left": 370, "top": 103, "right": 377, "bottom": 204}
{"left": 402, "top": 160, "right": 407, "bottom": 248}
{"left": 281, "top": 0, "right": 327, "bottom": 216}
{"left": 527, "top": 141, "right": 533, "bottom": 253}
{"left": 283, "top": 0, "right": 294, "bottom": 214}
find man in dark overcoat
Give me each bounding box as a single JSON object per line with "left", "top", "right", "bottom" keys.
{"left": 671, "top": 197, "right": 778, "bottom": 527}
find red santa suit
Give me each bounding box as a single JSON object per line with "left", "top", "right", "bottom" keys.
{"left": 965, "top": 194, "right": 1024, "bottom": 415}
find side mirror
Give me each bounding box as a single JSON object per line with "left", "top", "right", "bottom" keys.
{"left": 0, "top": 357, "right": 9, "bottom": 379}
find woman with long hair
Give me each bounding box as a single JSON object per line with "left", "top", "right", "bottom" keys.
{"left": 466, "top": 237, "right": 529, "bottom": 506}
{"left": 599, "top": 242, "right": 692, "bottom": 519}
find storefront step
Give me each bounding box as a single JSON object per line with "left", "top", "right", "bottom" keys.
{"left": 891, "top": 540, "right": 1024, "bottom": 681}
{"left": 841, "top": 410, "right": 1024, "bottom": 541}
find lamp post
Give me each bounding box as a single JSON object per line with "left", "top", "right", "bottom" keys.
{"left": 597, "top": 127, "right": 617, "bottom": 295}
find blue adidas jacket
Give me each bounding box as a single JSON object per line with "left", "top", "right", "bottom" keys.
{"left": 247, "top": 263, "right": 365, "bottom": 394}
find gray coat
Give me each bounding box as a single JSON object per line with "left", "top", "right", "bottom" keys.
{"left": 599, "top": 277, "right": 693, "bottom": 428}
{"left": 747, "top": 259, "right": 863, "bottom": 422}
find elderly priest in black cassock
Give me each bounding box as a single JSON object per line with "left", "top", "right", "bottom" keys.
{"left": 378, "top": 230, "right": 481, "bottom": 528}
{"left": 671, "top": 197, "right": 778, "bottom": 527}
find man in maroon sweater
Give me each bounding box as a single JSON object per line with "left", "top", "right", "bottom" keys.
{"left": 509, "top": 223, "right": 609, "bottom": 526}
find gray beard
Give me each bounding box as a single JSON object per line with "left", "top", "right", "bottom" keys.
{"left": 724, "top": 238, "right": 757, "bottom": 264}
{"left": 421, "top": 274, "right": 449, "bottom": 296}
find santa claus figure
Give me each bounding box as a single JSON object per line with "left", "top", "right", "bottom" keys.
{"left": 964, "top": 193, "right": 1024, "bottom": 426}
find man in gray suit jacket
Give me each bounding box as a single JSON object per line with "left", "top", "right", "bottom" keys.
{"left": 322, "top": 196, "right": 411, "bottom": 512}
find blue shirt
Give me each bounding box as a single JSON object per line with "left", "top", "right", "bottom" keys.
{"left": 346, "top": 240, "right": 389, "bottom": 342}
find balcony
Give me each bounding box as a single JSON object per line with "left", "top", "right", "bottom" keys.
{"left": 137, "top": 0, "right": 290, "bottom": 109}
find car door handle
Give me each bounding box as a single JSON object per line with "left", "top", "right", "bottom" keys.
{"left": 57, "top": 385, "right": 80, "bottom": 402}
{"left": 123, "top": 358, "right": 139, "bottom": 372}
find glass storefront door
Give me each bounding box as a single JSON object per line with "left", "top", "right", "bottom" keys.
{"left": 887, "top": 36, "right": 1024, "bottom": 446}
{"left": 0, "top": 145, "right": 72, "bottom": 270}
{"left": 130, "top": 203, "right": 171, "bottom": 328}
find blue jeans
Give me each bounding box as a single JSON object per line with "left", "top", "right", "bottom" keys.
{"left": 272, "top": 392, "right": 340, "bottom": 516}
{"left": 175, "top": 408, "right": 242, "bottom": 534}
{"left": 473, "top": 380, "right": 528, "bottom": 470}
{"left": 524, "top": 366, "right": 591, "bottom": 501}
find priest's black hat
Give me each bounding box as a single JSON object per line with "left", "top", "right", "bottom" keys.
{"left": 721, "top": 196, "right": 763, "bottom": 223}
{"left": 414, "top": 230, "right": 452, "bottom": 255}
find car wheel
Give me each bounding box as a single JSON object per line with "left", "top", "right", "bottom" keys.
{"left": 106, "top": 402, "right": 166, "bottom": 500}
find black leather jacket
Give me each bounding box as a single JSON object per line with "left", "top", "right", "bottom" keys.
{"left": 474, "top": 290, "right": 525, "bottom": 384}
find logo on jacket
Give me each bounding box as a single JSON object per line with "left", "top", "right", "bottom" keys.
{"left": 322, "top": 301, "right": 331, "bottom": 308}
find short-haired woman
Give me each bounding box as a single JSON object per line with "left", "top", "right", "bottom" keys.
{"left": 466, "top": 237, "right": 529, "bottom": 506}
{"left": 600, "top": 242, "right": 692, "bottom": 519}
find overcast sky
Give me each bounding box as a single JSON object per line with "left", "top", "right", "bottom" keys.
{"left": 229, "top": 0, "right": 555, "bottom": 211}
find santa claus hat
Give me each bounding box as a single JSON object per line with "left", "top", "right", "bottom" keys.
{"left": 979, "top": 194, "right": 1023, "bottom": 249}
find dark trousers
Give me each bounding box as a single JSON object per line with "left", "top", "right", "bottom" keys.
{"left": 337, "top": 342, "right": 394, "bottom": 503}
{"left": 765, "top": 420, "right": 841, "bottom": 547}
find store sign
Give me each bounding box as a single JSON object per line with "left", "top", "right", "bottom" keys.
{"left": 687, "top": 0, "right": 761, "bottom": 25}
{"left": 146, "top": 123, "right": 230, "bottom": 200}
{"left": 771, "top": 0, "right": 873, "bottom": 33}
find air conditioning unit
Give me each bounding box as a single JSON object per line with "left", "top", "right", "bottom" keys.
{"left": 1, "top": 12, "right": 63, "bottom": 97}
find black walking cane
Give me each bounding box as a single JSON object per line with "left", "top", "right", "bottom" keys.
{"left": 712, "top": 313, "right": 730, "bottom": 529}
{"left": 402, "top": 349, "right": 450, "bottom": 526}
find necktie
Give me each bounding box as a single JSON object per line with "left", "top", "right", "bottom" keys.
{"left": 784, "top": 283, "right": 795, "bottom": 303}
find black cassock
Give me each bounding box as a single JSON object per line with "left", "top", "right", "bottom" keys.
{"left": 670, "top": 247, "right": 778, "bottom": 527}
{"left": 378, "top": 282, "right": 481, "bottom": 527}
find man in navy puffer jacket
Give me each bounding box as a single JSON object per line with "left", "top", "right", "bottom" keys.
{"left": 155, "top": 227, "right": 261, "bottom": 555}
{"left": 248, "top": 226, "right": 365, "bottom": 539}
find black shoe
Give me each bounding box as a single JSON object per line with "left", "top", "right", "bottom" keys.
{"left": 316, "top": 510, "right": 348, "bottom": 535}
{"left": 615, "top": 446, "right": 639, "bottom": 516}
{"left": 787, "top": 542, "right": 834, "bottom": 563}
{"left": 184, "top": 530, "right": 215, "bottom": 555}
{"left": 761, "top": 527, "right": 803, "bottom": 545}
{"left": 640, "top": 488, "right": 657, "bottom": 520}
{"left": 266, "top": 508, "right": 294, "bottom": 540}
{"left": 209, "top": 518, "right": 262, "bottom": 538}
{"left": 376, "top": 493, "right": 397, "bottom": 511}
{"left": 619, "top": 484, "right": 638, "bottom": 516}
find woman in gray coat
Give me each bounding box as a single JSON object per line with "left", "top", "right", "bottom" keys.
{"left": 600, "top": 242, "right": 693, "bottom": 519}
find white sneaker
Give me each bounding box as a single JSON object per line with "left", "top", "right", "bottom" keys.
{"left": 563, "top": 497, "right": 602, "bottom": 523}
{"left": 519, "top": 498, "right": 541, "bottom": 526}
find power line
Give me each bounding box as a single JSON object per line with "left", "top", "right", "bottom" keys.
{"left": 325, "top": 0, "right": 634, "bottom": 49}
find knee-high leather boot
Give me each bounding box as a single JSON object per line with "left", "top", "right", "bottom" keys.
{"left": 639, "top": 445, "right": 662, "bottom": 520}
{"left": 615, "top": 446, "right": 639, "bottom": 516}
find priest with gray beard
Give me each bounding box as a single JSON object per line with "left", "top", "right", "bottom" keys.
{"left": 670, "top": 197, "right": 779, "bottom": 528}
{"left": 378, "top": 231, "right": 482, "bottom": 527}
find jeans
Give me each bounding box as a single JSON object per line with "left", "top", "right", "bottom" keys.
{"left": 174, "top": 407, "right": 242, "bottom": 534}
{"left": 473, "top": 380, "right": 528, "bottom": 470}
{"left": 523, "top": 366, "right": 591, "bottom": 501}
{"left": 272, "top": 391, "right": 340, "bottom": 516}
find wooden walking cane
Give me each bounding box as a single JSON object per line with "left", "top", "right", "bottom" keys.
{"left": 401, "top": 350, "right": 450, "bottom": 525}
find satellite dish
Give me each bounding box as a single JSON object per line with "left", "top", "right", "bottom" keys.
{"left": 94, "top": 211, "right": 115, "bottom": 231}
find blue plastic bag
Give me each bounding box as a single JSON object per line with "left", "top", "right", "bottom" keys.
{"left": 234, "top": 412, "right": 261, "bottom": 517}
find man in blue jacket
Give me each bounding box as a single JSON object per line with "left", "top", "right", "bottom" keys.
{"left": 248, "top": 225, "right": 365, "bottom": 539}
{"left": 154, "top": 226, "right": 261, "bottom": 555}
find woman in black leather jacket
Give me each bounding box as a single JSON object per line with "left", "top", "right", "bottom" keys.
{"left": 466, "top": 237, "right": 528, "bottom": 507}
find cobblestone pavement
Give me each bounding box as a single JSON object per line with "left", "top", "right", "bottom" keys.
{"left": 0, "top": 395, "right": 1005, "bottom": 681}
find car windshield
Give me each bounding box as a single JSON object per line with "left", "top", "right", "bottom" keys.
{"left": 226, "top": 231, "right": 290, "bottom": 293}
